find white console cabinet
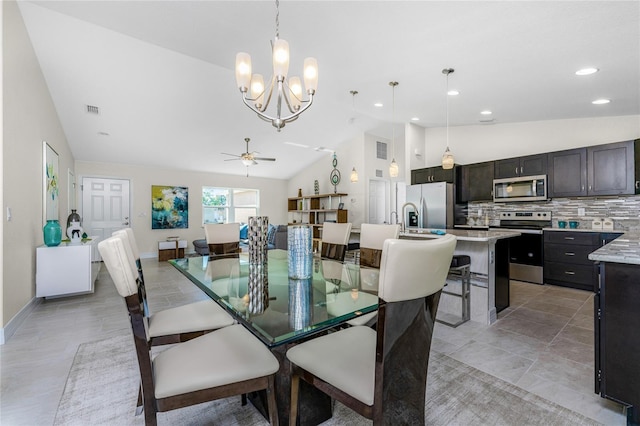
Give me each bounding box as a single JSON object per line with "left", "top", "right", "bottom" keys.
{"left": 36, "top": 237, "right": 101, "bottom": 298}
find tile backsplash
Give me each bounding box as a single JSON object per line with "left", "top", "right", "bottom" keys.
{"left": 465, "top": 195, "right": 640, "bottom": 231}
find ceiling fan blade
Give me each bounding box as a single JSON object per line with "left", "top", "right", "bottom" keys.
{"left": 252, "top": 160, "right": 258, "bottom": 165}
{"left": 224, "top": 158, "right": 242, "bottom": 162}
{"left": 221, "top": 152, "right": 241, "bottom": 157}
{"left": 253, "top": 157, "right": 276, "bottom": 161}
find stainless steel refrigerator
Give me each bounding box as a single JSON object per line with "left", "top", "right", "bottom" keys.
{"left": 404, "top": 182, "right": 454, "bottom": 229}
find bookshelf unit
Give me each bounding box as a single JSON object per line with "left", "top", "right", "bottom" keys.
{"left": 287, "top": 193, "right": 348, "bottom": 248}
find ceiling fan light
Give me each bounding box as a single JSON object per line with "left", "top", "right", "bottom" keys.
{"left": 235, "top": 52, "right": 252, "bottom": 91}
{"left": 241, "top": 159, "right": 254, "bottom": 166}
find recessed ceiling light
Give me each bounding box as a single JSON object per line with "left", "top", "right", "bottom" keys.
{"left": 447, "top": 90, "right": 459, "bottom": 96}
{"left": 592, "top": 99, "right": 610, "bottom": 105}
{"left": 314, "top": 147, "right": 335, "bottom": 153}
{"left": 411, "top": 117, "right": 420, "bottom": 121}
{"left": 576, "top": 67, "right": 599, "bottom": 76}
{"left": 480, "top": 110, "right": 492, "bottom": 115}
{"left": 374, "top": 102, "right": 383, "bottom": 107}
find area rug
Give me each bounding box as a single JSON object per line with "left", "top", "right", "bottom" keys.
{"left": 54, "top": 334, "right": 600, "bottom": 426}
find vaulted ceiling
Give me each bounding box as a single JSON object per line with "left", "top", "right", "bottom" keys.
{"left": 18, "top": 1, "right": 640, "bottom": 179}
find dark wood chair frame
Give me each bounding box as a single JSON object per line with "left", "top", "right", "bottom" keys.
{"left": 133, "top": 258, "right": 215, "bottom": 346}
{"left": 289, "top": 291, "right": 442, "bottom": 425}
{"left": 208, "top": 242, "right": 242, "bottom": 256}
{"left": 123, "top": 290, "right": 279, "bottom": 426}
{"left": 319, "top": 242, "right": 347, "bottom": 262}
{"left": 359, "top": 247, "right": 383, "bottom": 268}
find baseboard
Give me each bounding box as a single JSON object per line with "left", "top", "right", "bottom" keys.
{"left": 0, "top": 296, "right": 42, "bottom": 345}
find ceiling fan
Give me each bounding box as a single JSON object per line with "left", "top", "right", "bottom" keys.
{"left": 222, "top": 137, "right": 276, "bottom": 175}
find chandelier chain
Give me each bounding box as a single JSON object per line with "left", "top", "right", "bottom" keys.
{"left": 275, "top": 0, "right": 280, "bottom": 39}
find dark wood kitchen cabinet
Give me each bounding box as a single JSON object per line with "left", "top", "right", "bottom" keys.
{"left": 548, "top": 140, "right": 639, "bottom": 198}
{"left": 547, "top": 148, "right": 588, "bottom": 197}
{"left": 411, "top": 166, "right": 456, "bottom": 184}
{"left": 587, "top": 140, "right": 636, "bottom": 196}
{"left": 457, "top": 161, "right": 494, "bottom": 202}
{"left": 594, "top": 261, "right": 640, "bottom": 424}
{"left": 494, "top": 154, "right": 547, "bottom": 179}
{"left": 543, "top": 231, "right": 600, "bottom": 291}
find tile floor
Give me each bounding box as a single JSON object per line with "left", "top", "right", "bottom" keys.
{"left": 0, "top": 259, "right": 627, "bottom": 425}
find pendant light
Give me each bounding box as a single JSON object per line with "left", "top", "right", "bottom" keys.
{"left": 441, "top": 68, "right": 455, "bottom": 169}
{"left": 389, "top": 81, "right": 399, "bottom": 178}
{"left": 349, "top": 90, "right": 359, "bottom": 182}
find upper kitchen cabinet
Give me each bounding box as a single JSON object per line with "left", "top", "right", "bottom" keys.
{"left": 457, "top": 161, "right": 494, "bottom": 202}
{"left": 411, "top": 166, "right": 457, "bottom": 184}
{"left": 587, "top": 140, "right": 637, "bottom": 196}
{"left": 548, "top": 140, "right": 638, "bottom": 198}
{"left": 494, "top": 154, "right": 547, "bottom": 179}
{"left": 548, "top": 148, "right": 588, "bottom": 197}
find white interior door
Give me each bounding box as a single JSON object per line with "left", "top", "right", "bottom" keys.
{"left": 82, "top": 177, "right": 131, "bottom": 242}
{"left": 368, "top": 179, "right": 389, "bottom": 224}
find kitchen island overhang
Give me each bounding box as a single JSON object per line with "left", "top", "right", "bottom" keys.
{"left": 400, "top": 229, "right": 521, "bottom": 325}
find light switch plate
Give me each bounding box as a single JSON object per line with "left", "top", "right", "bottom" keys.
{"left": 578, "top": 208, "right": 585, "bottom": 216}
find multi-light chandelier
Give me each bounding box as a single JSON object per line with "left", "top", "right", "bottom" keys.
{"left": 235, "top": 0, "right": 318, "bottom": 131}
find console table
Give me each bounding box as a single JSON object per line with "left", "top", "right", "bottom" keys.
{"left": 36, "top": 237, "right": 101, "bottom": 298}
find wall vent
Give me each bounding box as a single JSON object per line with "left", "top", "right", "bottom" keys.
{"left": 376, "top": 141, "right": 387, "bottom": 160}
{"left": 376, "top": 169, "right": 383, "bottom": 178}
{"left": 86, "top": 105, "right": 100, "bottom": 115}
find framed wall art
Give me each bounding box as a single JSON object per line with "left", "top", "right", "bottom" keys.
{"left": 43, "top": 141, "right": 59, "bottom": 225}
{"left": 151, "top": 185, "right": 189, "bottom": 229}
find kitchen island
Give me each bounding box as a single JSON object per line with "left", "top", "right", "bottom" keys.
{"left": 400, "top": 228, "right": 520, "bottom": 325}
{"left": 588, "top": 231, "right": 640, "bottom": 424}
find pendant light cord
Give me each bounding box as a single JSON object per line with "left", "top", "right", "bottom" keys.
{"left": 446, "top": 72, "right": 450, "bottom": 150}
{"left": 275, "top": 0, "right": 280, "bottom": 39}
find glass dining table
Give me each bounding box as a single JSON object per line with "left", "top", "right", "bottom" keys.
{"left": 170, "top": 249, "right": 380, "bottom": 424}
{"left": 169, "top": 249, "right": 380, "bottom": 347}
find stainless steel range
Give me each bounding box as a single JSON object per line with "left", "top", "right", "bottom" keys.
{"left": 491, "top": 211, "right": 552, "bottom": 285}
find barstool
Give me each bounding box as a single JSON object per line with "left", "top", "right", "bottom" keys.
{"left": 436, "top": 254, "right": 471, "bottom": 328}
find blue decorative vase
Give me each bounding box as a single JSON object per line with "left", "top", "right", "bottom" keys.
{"left": 43, "top": 220, "right": 62, "bottom": 247}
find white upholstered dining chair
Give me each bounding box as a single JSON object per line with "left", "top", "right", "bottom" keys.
{"left": 358, "top": 223, "right": 401, "bottom": 268}
{"left": 287, "top": 235, "right": 456, "bottom": 425}
{"left": 112, "top": 229, "right": 234, "bottom": 346}
{"left": 320, "top": 222, "right": 352, "bottom": 261}
{"left": 98, "top": 235, "right": 280, "bottom": 426}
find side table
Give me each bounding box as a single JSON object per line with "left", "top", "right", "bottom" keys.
{"left": 158, "top": 239, "right": 187, "bottom": 261}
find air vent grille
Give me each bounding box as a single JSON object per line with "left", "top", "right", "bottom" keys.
{"left": 376, "top": 141, "right": 387, "bottom": 160}
{"left": 376, "top": 169, "right": 383, "bottom": 178}
{"left": 86, "top": 105, "right": 100, "bottom": 115}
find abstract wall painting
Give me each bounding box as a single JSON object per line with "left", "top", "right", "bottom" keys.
{"left": 151, "top": 185, "right": 189, "bottom": 229}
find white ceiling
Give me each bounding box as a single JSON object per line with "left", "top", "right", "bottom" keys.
{"left": 18, "top": 1, "right": 640, "bottom": 179}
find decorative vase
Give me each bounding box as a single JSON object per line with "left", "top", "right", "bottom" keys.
{"left": 287, "top": 225, "right": 313, "bottom": 279}
{"left": 314, "top": 180, "right": 319, "bottom": 195}
{"left": 43, "top": 220, "right": 62, "bottom": 247}
{"left": 66, "top": 222, "right": 84, "bottom": 244}
{"left": 66, "top": 209, "right": 81, "bottom": 229}
{"left": 297, "top": 188, "right": 303, "bottom": 197}
{"left": 248, "top": 216, "right": 269, "bottom": 265}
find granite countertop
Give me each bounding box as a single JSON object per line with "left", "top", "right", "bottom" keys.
{"left": 589, "top": 231, "right": 640, "bottom": 265}
{"left": 400, "top": 229, "right": 521, "bottom": 242}
{"left": 543, "top": 227, "right": 622, "bottom": 233}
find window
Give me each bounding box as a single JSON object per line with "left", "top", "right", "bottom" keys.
{"left": 202, "top": 187, "right": 259, "bottom": 224}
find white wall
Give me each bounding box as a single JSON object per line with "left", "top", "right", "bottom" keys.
{"left": 75, "top": 161, "right": 288, "bottom": 258}
{"left": 422, "top": 115, "right": 640, "bottom": 167}
{"left": 2, "top": 1, "right": 75, "bottom": 333}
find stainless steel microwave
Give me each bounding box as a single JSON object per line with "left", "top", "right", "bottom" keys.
{"left": 493, "top": 175, "right": 547, "bottom": 202}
